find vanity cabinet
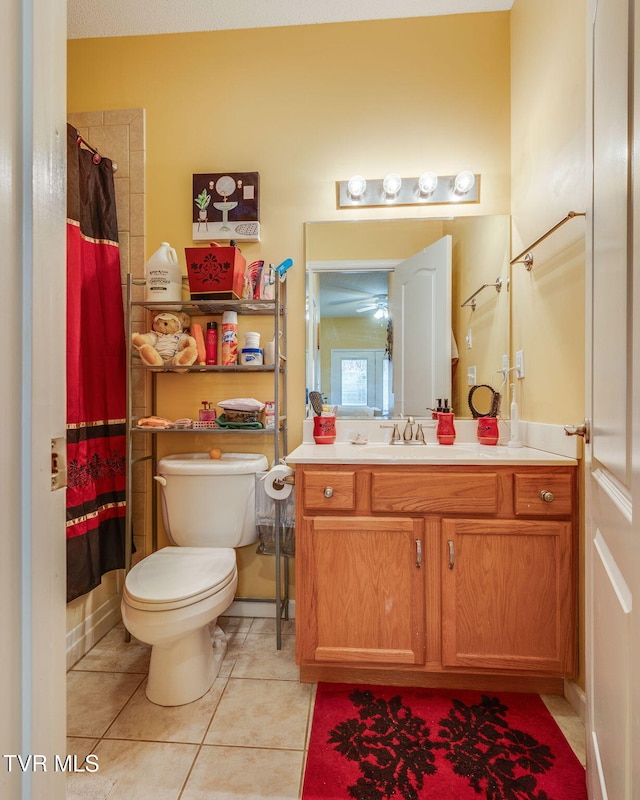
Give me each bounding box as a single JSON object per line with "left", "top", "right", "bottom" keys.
{"left": 295, "top": 462, "right": 577, "bottom": 692}
{"left": 440, "top": 517, "right": 575, "bottom": 674}
{"left": 297, "top": 514, "right": 426, "bottom": 666}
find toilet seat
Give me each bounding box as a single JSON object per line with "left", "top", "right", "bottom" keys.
{"left": 124, "top": 547, "right": 236, "bottom": 611}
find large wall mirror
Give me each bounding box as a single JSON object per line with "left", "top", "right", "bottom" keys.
{"left": 305, "top": 216, "right": 510, "bottom": 419}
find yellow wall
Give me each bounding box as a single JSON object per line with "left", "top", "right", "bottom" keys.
{"left": 510, "top": 0, "right": 586, "bottom": 425}
{"left": 510, "top": 0, "right": 587, "bottom": 690}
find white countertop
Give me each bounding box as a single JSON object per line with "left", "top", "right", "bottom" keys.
{"left": 285, "top": 442, "right": 578, "bottom": 466}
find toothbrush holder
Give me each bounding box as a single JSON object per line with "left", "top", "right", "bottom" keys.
{"left": 313, "top": 415, "right": 336, "bottom": 445}
{"left": 477, "top": 416, "right": 499, "bottom": 445}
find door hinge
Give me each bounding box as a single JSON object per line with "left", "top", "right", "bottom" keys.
{"left": 51, "top": 436, "right": 67, "bottom": 491}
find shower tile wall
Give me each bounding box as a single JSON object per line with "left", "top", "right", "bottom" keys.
{"left": 68, "top": 108, "right": 148, "bottom": 565}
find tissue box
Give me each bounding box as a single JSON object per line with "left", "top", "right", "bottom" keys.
{"left": 185, "top": 243, "right": 246, "bottom": 300}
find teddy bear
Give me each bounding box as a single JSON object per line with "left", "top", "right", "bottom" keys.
{"left": 132, "top": 311, "right": 198, "bottom": 368}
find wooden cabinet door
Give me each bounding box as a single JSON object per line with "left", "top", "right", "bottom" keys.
{"left": 441, "top": 518, "right": 576, "bottom": 675}
{"left": 297, "top": 516, "right": 425, "bottom": 666}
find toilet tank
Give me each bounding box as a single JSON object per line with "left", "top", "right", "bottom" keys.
{"left": 156, "top": 452, "right": 268, "bottom": 547}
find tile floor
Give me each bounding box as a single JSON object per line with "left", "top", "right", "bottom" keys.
{"left": 66, "top": 616, "right": 585, "bottom": 799}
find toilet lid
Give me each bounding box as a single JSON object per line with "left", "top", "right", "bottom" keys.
{"left": 124, "top": 547, "right": 236, "bottom": 609}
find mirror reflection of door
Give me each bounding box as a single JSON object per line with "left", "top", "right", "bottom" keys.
{"left": 392, "top": 236, "right": 452, "bottom": 416}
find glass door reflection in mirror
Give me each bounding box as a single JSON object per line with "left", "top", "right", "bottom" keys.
{"left": 305, "top": 216, "right": 510, "bottom": 419}
{"left": 330, "top": 349, "right": 389, "bottom": 416}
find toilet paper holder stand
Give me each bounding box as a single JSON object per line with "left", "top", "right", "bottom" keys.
{"left": 272, "top": 474, "right": 295, "bottom": 490}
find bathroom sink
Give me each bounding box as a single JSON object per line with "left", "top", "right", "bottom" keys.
{"left": 357, "top": 444, "right": 482, "bottom": 461}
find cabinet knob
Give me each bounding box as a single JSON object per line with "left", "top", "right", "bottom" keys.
{"left": 323, "top": 486, "right": 334, "bottom": 498}
{"left": 539, "top": 490, "right": 555, "bottom": 503}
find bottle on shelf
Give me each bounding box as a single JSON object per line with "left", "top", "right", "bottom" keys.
{"left": 205, "top": 321, "right": 218, "bottom": 365}
{"left": 221, "top": 311, "right": 238, "bottom": 365}
{"left": 144, "top": 242, "right": 183, "bottom": 309}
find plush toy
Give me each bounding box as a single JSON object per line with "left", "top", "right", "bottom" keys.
{"left": 132, "top": 311, "right": 198, "bottom": 368}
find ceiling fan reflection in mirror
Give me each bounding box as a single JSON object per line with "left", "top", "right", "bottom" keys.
{"left": 355, "top": 295, "right": 389, "bottom": 319}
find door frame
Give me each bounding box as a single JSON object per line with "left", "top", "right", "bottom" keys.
{"left": 2, "top": 2, "right": 68, "bottom": 799}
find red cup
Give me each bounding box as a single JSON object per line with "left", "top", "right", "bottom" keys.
{"left": 436, "top": 412, "right": 456, "bottom": 445}
{"left": 477, "top": 416, "right": 499, "bottom": 445}
{"left": 313, "top": 415, "right": 336, "bottom": 444}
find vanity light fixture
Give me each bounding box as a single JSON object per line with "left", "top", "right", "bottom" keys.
{"left": 346, "top": 174, "right": 367, "bottom": 200}
{"left": 453, "top": 170, "right": 476, "bottom": 195}
{"left": 382, "top": 173, "right": 402, "bottom": 198}
{"left": 418, "top": 171, "right": 438, "bottom": 196}
{"left": 337, "top": 171, "right": 480, "bottom": 208}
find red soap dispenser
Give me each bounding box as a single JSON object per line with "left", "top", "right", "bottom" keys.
{"left": 436, "top": 400, "right": 456, "bottom": 445}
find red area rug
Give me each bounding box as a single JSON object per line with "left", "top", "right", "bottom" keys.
{"left": 302, "top": 683, "right": 586, "bottom": 800}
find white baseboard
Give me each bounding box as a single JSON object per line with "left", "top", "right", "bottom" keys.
{"left": 66, "top": 594, "right": 123, "bottom": 670}
{"left": 227, "top": 598, "right": 296, "bottom": 619}
{"left": 564, "top": 678, "right": 586, "bottom": 721}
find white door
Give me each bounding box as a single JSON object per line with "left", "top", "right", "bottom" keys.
{"left": 391, "top": 236, "right": 452, "bottom": 417}
{"left": 1, "top": 2, "right": 67, "bottom": 799}
{"left": 586, "top": 1, "right": 639, "bottom": 797}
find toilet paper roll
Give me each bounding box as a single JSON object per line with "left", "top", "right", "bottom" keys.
{"left": 263, "top": 463, "right": 294, "bottom": 500}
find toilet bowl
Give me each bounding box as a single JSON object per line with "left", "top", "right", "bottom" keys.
{"left": 121, "top": 452, "right": 267, "bottom": 706}
{"left": 122, "top": 547, "right": 237, "bottom": 705}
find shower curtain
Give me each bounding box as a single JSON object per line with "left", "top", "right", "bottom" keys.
{"left": 66, "top": 124, "right": 127, "bottom": 602}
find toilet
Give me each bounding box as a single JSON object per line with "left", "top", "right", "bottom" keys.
{"left": 121, "top": 452, "right": 268, "bottom": 706}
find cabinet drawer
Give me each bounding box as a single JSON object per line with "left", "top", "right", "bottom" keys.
{"left": 514, "top": 473, "right": 573, "bottom": 516}
{"left": 302, "top": 469, "right": 356, "bottom": 511}
{"left": 371, "top": 471, "right": 499, "bottom": 514}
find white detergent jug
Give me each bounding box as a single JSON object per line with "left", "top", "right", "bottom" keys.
{"left": 144, "top": 242, "right": 183, "bottom": 309}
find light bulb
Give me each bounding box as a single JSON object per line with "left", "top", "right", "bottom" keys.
{"left": 418, "top": 172, "right": 438, "bottom": 195}
{"left": 454, "top": 170, "right": 476, "bottom": 194}
{"left": 382, "top": 173, "right": 402, "bottom": 196}
{"left": 347, "top": 175, "right": 367, "bottom": 199}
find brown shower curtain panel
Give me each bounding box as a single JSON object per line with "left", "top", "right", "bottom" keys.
{"left": 66, "top": 124, "right": 127, "bottom": 602}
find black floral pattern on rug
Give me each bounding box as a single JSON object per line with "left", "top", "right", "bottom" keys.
{"left": 328, "top": 689, "right": 556, "bottom": 800}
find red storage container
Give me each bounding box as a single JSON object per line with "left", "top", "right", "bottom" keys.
{"left": 185, "top": 242, "right": 247, "bottom": 300}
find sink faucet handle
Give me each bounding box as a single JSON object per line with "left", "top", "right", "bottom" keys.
{"left": 380, "top": 423, "right": 401, "bottom": 442}
{"left": 415, "top": 423, "right": 426, "bottom": 444}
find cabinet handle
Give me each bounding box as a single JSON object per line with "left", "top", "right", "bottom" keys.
{"left": 539, "top": 490, "right": 555, "bottom": 503}
{"left": 415, "top": 539, "right": 422, "bottom": 568}
{"left": 447, "top": 540, "right": 455, "bottom": 570}
{"left": 323, "top": 486, "right": 334, "bottom": 498}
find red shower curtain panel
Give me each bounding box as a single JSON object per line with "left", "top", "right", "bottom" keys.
{"left": 66, "top": 124, "right": 127, "bottom": 602}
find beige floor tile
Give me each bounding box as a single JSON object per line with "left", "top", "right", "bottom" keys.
{"left": 541, "top": 694, "right": 587, "bottom": 766}
{"left": 66, "top": 737, "right": 100, "bottom": 763}
{"left": 66, "top": 739, "right": 197, "bottom": 800}
{"left": 105, "top": 677, "right": 226, "bottom": 743}
{"left": 181, "top": 744, "right": 304, "bottom": 800}
{"left": 218, "top": 626, "right": 252, "bottom": 677}
{"left": 230, "top": 632, "right": 299, "bottom": 680}
{"left": 67, "top": 671, "right": 145, "bottom": 737}
{"left": 219, "top": 615, "right": 253, "bottom": 634}
{"left": 204, "top": 677, "right": 312, "bottom": 749}
{"left": 249, "top": 616, "right": 296, "bottom": 635}
{"left": 72, "top": 623, "right": 151, "bottom": 673}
